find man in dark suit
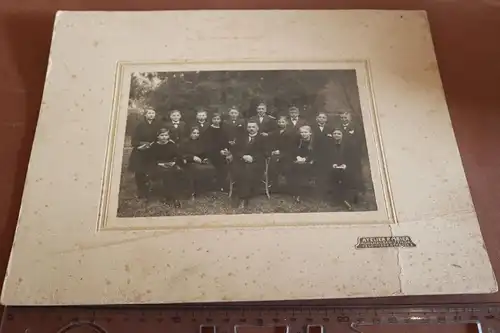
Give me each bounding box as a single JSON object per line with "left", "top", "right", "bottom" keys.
{"left": 249, "top": 102, "right": 276, "bottom": 137}
{"left": 165, "top": 109, "right": 187, "bottom": 143}
{"left": 128, "top": 108, "right": 161, "bottom": 198}
{"left": 312, "top": 112, "right": 334, "bottom": 195}
{"left": 267, "top": 116, "right": 296, "bottom": 192}
{"left": 230, "top": 121, "right": 266, "bottom": 208}
{"left": 287, "top": 105, "right": 308, "bottom": 133}
{"left": 194, "top": 109, "right": 210, "bottom": 134}
{"left": 223, "top": 106, "right": 246, "bottom": 146}
{"left": 312, "top": 112, "right": 333, "bottom": 145}
{"left": 339, "top": 111, "right": 367, "bottom": 199}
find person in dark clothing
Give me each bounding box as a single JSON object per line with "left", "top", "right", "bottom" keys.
{"left": 223, "top": 107, "right": 245, "bottom": 147}
{"left": 312, "top": 112, "right": 333, "bottom": 146}
{"left": 326, "top": 128, "right": 354, "bottom": 210}
{"left": 312, "top": 112, "right": 334, "bottom": 195}
{"left": 204, "top": 113, "right": 231, "bottom": 191}
{"left": 194, "top": 109, "right": 210, "bottom": 134}
{"left": 249, "top": 102, "right": 276, "bottom": 137}
{"left": 267, "top": 116, "right": 294, "bottom": 192}
{"left": 128, "top": 108, "right": 160, "bottom": 199}
{"left": 287, "top": 106, "right": 308, "bottom": 135}
{"left": 287, "top": 125, "right": 315, "bottom": 203}
{"left": 180, "top": 126, "right": 215, "bottom": 198}
{"left": 165, "top": 109, "right": 187, "bottom": 143}
{"left": 339, "top": 111, "right": 366, "bottom": 200}
{"left": 230, "top": 121, "right": 266, "bottom": 208}
{"left": 148, "top": 128, "right": 183, "bottom": 207}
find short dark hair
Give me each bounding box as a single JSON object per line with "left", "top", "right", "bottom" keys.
{"left": 170, "top": 109, "right": 181, "bottom": 115}
{"left": 157, "top": 128, "right": 170, "bottom": 136}
{"left": 212, "top": 112, "right": 222, "bottom": 119}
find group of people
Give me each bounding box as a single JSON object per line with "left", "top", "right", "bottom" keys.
{"left": 128, "top": 102, "right": 366, "bottom": 209}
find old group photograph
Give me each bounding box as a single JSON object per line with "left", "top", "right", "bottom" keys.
{"left": 117, "top": 69, "right": 378, "bottom": 218}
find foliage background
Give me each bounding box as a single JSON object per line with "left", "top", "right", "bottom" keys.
{"left": 126, "top": 70, "right": 363, "bottom": 135}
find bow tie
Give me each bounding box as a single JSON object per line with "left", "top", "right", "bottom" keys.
{"left": 173, "top": 122, "right": 179, "bottom": 125}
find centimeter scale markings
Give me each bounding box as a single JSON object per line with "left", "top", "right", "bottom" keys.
{"left": 1, "top": 304, "right": 499, "bottom": 333}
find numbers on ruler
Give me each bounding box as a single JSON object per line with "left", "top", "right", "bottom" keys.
{"left": 6, "top": 305, "right": 500, "bottom": 331}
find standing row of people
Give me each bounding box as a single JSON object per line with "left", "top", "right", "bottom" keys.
{"left": 128, "top": 103, "right": 367, "bottom": 209}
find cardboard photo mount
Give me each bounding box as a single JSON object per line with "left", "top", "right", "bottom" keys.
{"left": 1, "top": 10, "right": 497, "bottom": 305}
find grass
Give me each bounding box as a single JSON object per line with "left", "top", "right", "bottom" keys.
{"left": 117, "top": 144, "right": 377, "bottom": 218}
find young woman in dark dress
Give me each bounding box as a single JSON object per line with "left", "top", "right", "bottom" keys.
{"left": 180, "top": 126, "right": 215, "bottom": 198}
{"left": 326, "top": 128, "right": 353, "bottom": 210}
{"left": 148, "top": 128, "right": 183, "bottom": 208}
{"left": 288, "top": 125, "right": 315, "bottom": 203}
{"left": 204, "top": 113, "right": 231, "bottom": 191}
{"left": 128, "top": 108, "right": 160, "bottom": 198}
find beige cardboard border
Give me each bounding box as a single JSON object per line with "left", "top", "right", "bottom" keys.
{"left": 1, "top": 10, "right": 495, "bottom": 306}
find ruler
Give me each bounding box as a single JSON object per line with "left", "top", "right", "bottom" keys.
{"left": 1, "top": 303, "right": 498, "bottom": 333}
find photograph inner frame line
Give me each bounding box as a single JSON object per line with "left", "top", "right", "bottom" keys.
{"left": 99, "top": 60, "right": 396, "bottom": 231}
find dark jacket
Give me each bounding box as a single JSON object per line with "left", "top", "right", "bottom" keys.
{"left": 291, "top": 138, "right": 314, "bottom": 163}
{"left": 148, "top": 140, "right": 180, "bottom": 166}
{"left": 340, "top": 121, "right": 365, "bottom": 171}
{"left": 287, "top": 117, "right": 308, "bottom": 132}
{"left": 223, "top": 118, "right": 246, "bottom": 142}
{"left": 165, "top": 121, "right": 187, "bottom": 143}
{"left": 325, "top": 139, "right": 354, "bottom": 185}
{"left": 128, "top": 118, "right": 161, "bottom": 172}
{"left": 312, "top": 123, "right": 334, "bottom": 164}
{"left": 193, "top": 121, "right": 210, "bottom": 134}
{"left": 204, "top": 125, "right": 230, "bottom": 155}
{"left": 312, "top": 123, "right": 333, "bottom": 141}
{"left": 131, "top": 119, "right": 160, "bottom": 147}
{"left": 340, "top": 121, "right": 365, "bottom": 153}
{"left": 326, "top": 139, "right": 349, "bottom": 166}
{"left": 180, "top": 138, "right": 207, "bottom": 163}
{"left": 268, "top": 127, "right": 295, "bottom": 158}
{"left": 249, "top": 114, "right": 276, "bottom": 134}
{"left": 232, "top": 133, "right": 266, "bottom": 164}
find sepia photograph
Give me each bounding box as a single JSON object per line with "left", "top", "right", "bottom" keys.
{"left": 116, "top": 69, "right": 378, "bottom": 218}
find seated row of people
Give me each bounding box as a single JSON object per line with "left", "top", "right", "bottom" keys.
{"left": 128, "top": 106, "right": 361, "bottom": 209}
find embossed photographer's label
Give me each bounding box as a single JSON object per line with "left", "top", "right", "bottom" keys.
{"left": 355, "top": 236, "right": 416, "bottom": 249}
